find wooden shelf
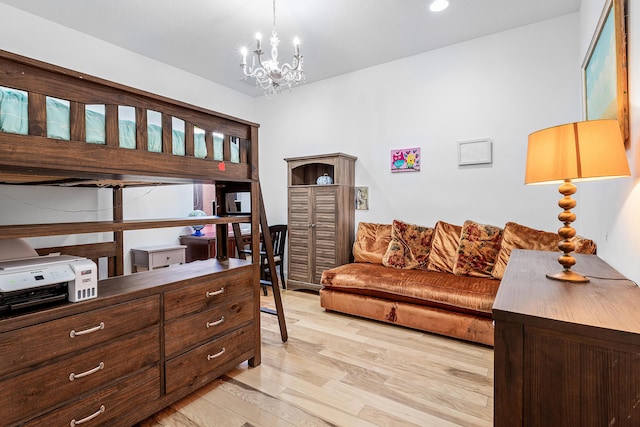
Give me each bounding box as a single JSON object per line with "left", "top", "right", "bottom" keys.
{"left": 0, "top": 215, "right": 251, "bottom": 239}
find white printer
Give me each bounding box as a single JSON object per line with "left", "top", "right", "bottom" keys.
{"left": 0, "top": 254, "right": 97, "bottom": 313}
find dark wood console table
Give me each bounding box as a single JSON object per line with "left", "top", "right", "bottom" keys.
{"left": 180, "top": 232, "right": 251, "bottom": 262}
{"left": 493, "top": 249, "right": 640, "bottom": 426}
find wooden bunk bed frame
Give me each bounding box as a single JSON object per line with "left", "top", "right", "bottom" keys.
{"left": 0, "top": 49, "right": 262, "bottom": 426}
{"left": 0, "top": 49, "right": 260, "bottom": 276}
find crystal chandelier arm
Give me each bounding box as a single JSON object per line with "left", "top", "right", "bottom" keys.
{"left": 280, "top": 64, "right": 293, "bottom": 76}
{"left": 241, "top": 44, "right": 269, "bottom": 79}
{"left": 280, "top": 54, "right": 303, "bottom": 74}
{"left": 252, "top": 66, "right": 269, "bottom": 80}
{"left": 254, "top": 50, "right": 270, "bottom": 77}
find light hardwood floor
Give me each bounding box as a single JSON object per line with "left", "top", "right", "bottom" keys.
{"left": 137, "top": 289, "right": 494, "bottom": 427}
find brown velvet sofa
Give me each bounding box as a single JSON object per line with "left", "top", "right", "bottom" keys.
{"left": 320, "top": 220, "right": 596, "bottom": 346}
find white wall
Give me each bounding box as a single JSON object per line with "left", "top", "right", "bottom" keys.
{"left": 0, "top": 4, "right": 255, "bottom": 274}
{"left": 256, "top": 15, "right": 581, "bottom": 233}
{"left": 578, "top": 0, "right": 640, "bottom": 283}
{"left": 2, "top": 3, "right": 638, "bottom": 283}
{"left": 0, "top": 4, "right": 255, "bottom": 122}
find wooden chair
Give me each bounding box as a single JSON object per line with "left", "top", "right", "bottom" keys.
{"left": 262, "top": 224, "right": 287, "bottom": 293}
{"left": 238, "top": 224, "right": 287, "bottom": 295}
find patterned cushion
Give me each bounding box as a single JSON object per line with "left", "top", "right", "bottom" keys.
{"left": 574, "top": 236, "right": 598, "bottom": 255}
{"left": 453, "top": 220, "right": 503, "bottom": 278}
{"left": 491, "top": 222, "right": 598, "bottom": 279}
{"left": 353, "top": 222, "right": 392, "bottom": 264}
{"left": 382, "top": 220, "right": 434, "bottom": 270}
{"left": 426, "top": 221, "right": 462, "bottom": 273}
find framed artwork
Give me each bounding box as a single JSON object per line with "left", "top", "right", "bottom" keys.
{"left": 582, "top": 0, "right": 629, "bottom": 148}
{"left": 391, "top": 147, "right": 420, "bottom": 173}
{"left": 355, "top": 186, "right": 369, "bottom": 210}
{"left": 458, "top": 139, "right": 492, "bottom": 166}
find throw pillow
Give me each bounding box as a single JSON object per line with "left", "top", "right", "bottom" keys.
{"left": 426, "top": 221, "right": 462, "bottom": 273}
{"left": 382, "top": 219, "right": 434, "bottom": 269}
{"left": 491, "top": 222, "right": 598, "bottom": 280}
{"left": 574, "top": 237, "right": 598, "bottom": 255}
{"left": 353, "top": 222, "right": 392, "bottom": 264}
{"left": 453, "top": 220, "right": 503, "bottom": 278}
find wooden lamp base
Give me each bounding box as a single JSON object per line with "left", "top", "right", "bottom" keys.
{"left": 546, "top": 269, "right": 589, "bottom": 283}
{"left": 548, "top": 179, "right": 590, "bottom": 283}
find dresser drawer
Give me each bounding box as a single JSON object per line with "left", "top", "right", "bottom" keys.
{"left": 149, "top": 247, "right": 185, "bottom": 269}
{"left": 23, "top": 365, "right": 160, "bottom": 427}
{"left": 0, "top": 295, "right": 160, "bottom": 378}
{"left": 164, "top": 268, "right": 253, "bottom": 321}
{"left": 165, "top": 324, "right": 255, "bottom": 395}
{"left": 165, "top": 296, "right": 254, "bottom": 358}
{"left": 0, "top": 327, "right": 159, "bottom": 426}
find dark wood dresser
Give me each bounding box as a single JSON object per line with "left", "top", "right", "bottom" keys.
{"left": 493, "top": 249, "right": 640, "bottom": 426}
{"left": 0, "top": 258, "right": 258, "bottom": 427}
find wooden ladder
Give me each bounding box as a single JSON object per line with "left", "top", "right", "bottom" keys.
{"left": 215, "top": 181, "right": 288, "bottom": 343}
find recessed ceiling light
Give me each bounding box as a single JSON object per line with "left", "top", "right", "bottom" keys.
{"left": 429, "top": 0, "right": 449, "bottom": 12}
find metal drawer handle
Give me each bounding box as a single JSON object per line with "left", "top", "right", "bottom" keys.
{"left": 70, "top": 405, "right": 105, "bottom": 426}
{"left": 69, "top": 362, "right": 104, "bottom": 381}
{"left": 205, "top": 287, "right": 225, "bottom": 298}
{"left": 207, "top": 347, "right": 226, "bottom": 360}
{"left": 206, "top": 316, "right": 225, "bottom": 328}
{"left": 70, "top": 322, "right": 105, "bottom": 338}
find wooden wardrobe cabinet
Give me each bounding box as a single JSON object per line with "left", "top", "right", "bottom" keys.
{"left": 285, "top": 153, "right": 356, "bottom": 291}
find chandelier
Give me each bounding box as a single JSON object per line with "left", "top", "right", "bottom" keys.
{"left": 240, "top": 0, "right": 304, "bottom": 96}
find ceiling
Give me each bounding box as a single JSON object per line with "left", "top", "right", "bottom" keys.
{"left": 3, "top": 0, "right": 581, "bottom": 97}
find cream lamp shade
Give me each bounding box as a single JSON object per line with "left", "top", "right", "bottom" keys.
{"left": 525, "top": 119, "right": 630, "bottom": 283}
{"left": 526, "top": 119, "right": 630, "bottom": 185}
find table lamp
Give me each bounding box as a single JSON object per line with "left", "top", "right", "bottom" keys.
{"left": 525, "top": 119, "right": 630, "bottom": 283}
